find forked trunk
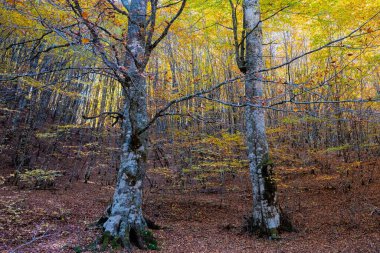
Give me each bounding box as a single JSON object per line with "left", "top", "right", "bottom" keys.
{"left": 244, "top": 0, "right": 281, "bottom": 237}
{"left": 102, "top": 0, "right": 153, "bottom": 249}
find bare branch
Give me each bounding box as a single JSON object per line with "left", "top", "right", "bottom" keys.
{"left": 82, "top": 111, "right": 124, "bottom": 120}
{"left": 148, "top": 0, "right": 186, "bottom": 51}
{"left": 229, "top": 0, "right": 246, "bottom": 72}
{"left": 258, "top": 10, "right": 380, "bottom": 73}
{"left": 106, "top": 0, "right": 129, "bottom": 16}
{"left": 83, "top": 112, "right": 124, "bottom": 126}
{"left": 292, "top": 99, "right": 380, "bottom": 105}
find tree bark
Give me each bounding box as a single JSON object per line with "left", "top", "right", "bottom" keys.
{"left": 103, "top": 75, "right": 149, "bottom": 248}
{"left": 243, "top": 0, "right": 281, "bottom": 237}
{"left": 102, "top": 0, "right": 151, "bottom": 248}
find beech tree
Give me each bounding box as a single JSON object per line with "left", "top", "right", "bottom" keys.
{"left": 228, "top": 0, "right": 380, "bottom": 237}
{"left": 74, "top": 0, "right": 186, "bottom": 248}
{"left": 229, "top": 0, "right": 282, "bottom": 237}
{"left": 243, "top": 0, "right": 282, "bottom": 237}
{"left": 1, "top": 0, "right": 186, "bottom": 249}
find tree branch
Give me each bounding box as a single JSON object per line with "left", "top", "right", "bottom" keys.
{"left": 258, "top": 10, "right": 380, "bottom": 73}
{"left": 148, "top": 0, "right": 186, "bottom": 51}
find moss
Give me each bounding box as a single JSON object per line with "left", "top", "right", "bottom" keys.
{"left": 99, "top": 225, "right": 158, "bottom": 250}
{"left": 244, "top": 215, "right": 284, "bottom": 239}
{"left": 73, "top": 235, "right": 103, "bottom": 252}
{"left": 100, "top": 231, "right": 123, "bottom": 251}
{"left": 148, "top": 243, "right": 159, "bottom": 250}
{"left": 259, "top": 154, "right": 277, "bottom": 205}
{"left": 141, "top": 230, "right": 159, "bottom": 250}
{"left": 73, "top": 246, "right": 82, "bottom": 253}
{"left": 269, "top": 228, "right": 280, "bottom": 240}
{"left": 101, "top": 231, "right": 111, "bottom": 251}
{"left": 110, "top": 236, "right": 122, "bottom": 250}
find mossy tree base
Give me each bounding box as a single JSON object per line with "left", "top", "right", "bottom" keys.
{"left": 243, "top": 208, "right": 295, "bottom": 240}
{"left": 97, "top": 211, "right": 160, "bottom": 250}
{"left": 99, "top": 228, "right": 158, "bottom": 251}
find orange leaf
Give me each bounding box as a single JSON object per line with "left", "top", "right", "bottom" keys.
{"left": 82, "top": 11, "right": 89, "bottom": 19}
{"left": 81, "top": 38, "right": 90, "bottom": 44}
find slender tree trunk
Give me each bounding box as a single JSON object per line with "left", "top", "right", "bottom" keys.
{"left": 243, "top": 0, "right": 281, "bottom": 237}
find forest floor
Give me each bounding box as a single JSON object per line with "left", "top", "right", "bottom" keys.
{"left": 1, "top": 163, "right": 379, "bottom": 253}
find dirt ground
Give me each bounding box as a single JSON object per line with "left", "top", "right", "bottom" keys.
{"left": 1, "top": 164, "right": 379, "bottom": 253}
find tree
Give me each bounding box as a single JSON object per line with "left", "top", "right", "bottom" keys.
{"left": 75, "top": 0, "right": 186, "bottom": 249}
{"left": 229, "top": 0, "right": 283, "bottom": 237}
{"left": 1, "top": 0, "right": 186, "bottom": 249}
{"left": 228, "top": 0, "right": 380, "bottom": 237}
{"left": 99, "top": 0, "right": 152, "bottom": 248}
{"left": 243, "top": 0, "right": 283, "bottom": 237}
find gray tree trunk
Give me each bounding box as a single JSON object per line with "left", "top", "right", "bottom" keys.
{"left": 103, "top": 76, "right": 148, "bottom": 247}
{"left": 243, "top": 0, "right": 281, "bottom": 237}
{"left": 103, "top": 0, "right": 150, "bottom": 248}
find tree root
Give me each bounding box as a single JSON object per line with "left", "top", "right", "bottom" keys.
{"left": 145, "top": 216, "right": 161, "bottom": 230}
{"left": 243, "top": 207, "right": 296, "bottom": 239}
{"left": 94, "top": 205, "right": 160, "bottom": 250}
{"left": 95, "top": 218, "right": 159, "bottom": 251}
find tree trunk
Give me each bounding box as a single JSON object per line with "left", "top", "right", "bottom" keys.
{"left": 243, "top": 0, "right": 281, "bottom": 237}
{"left": 101, "top": 0, "right": 153, "bottom": 249}
{"left": 103, "top": 75, "right": 149, "bottom": 248}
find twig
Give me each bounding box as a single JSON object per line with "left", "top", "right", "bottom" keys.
{"left": 82, "top": 112, "right": 124, "bottom": 126}
{"left": 10, "top": 232, "right": 54, "bottom": 253}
